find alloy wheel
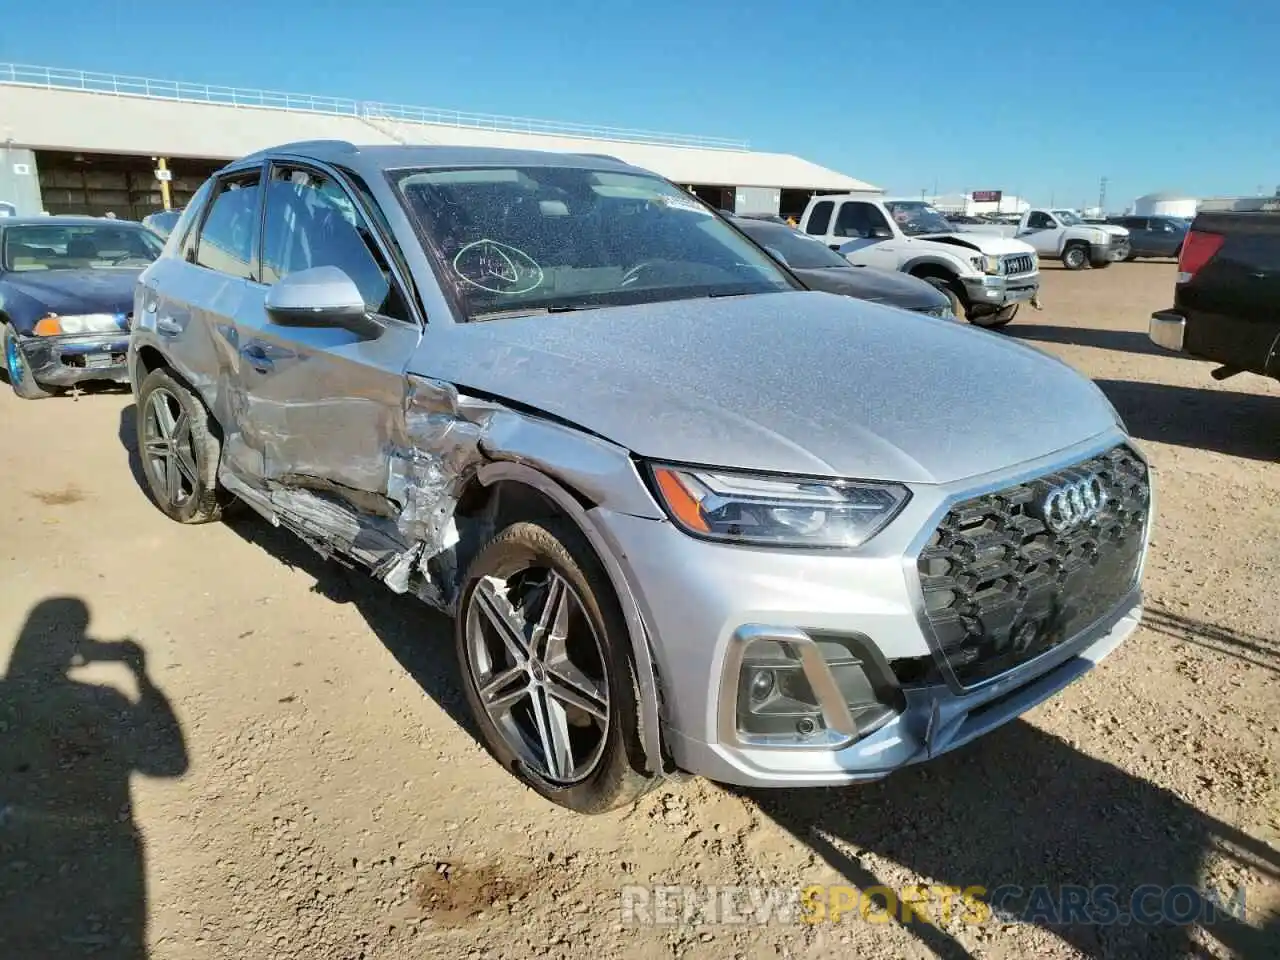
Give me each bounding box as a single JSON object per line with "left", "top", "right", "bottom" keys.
{"left": 142, "top": 387, "right": 199, "bottom": 508}
{"left": 465, "top": 568, "right": 611, "bottom": 784}
{"left": 5, "top": 333, "right": 23, "bottom": 382}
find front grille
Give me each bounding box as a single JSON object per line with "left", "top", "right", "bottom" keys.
{"left": 1003, "top": 254, "right": 1035, "bottom": 275}
{"left": 916, "top": 445, "right": 1149, "bottom": 688}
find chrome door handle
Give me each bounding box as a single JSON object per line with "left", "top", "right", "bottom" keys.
{"left": 155, "top": 317, "right": 181, "bottom": 336}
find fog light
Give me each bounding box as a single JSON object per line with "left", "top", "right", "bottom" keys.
{"left": 736, "top": 639, "right": 824, "bottom": 739}
{"left": 749, "top": 669, "right": 776, "bottom": 703}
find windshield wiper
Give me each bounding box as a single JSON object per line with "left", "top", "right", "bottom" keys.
{"left": 470, "top": 304, "right": 597, "bottom": 322}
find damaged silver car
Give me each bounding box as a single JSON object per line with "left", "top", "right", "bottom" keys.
{"left": 129, "top": 143, "right": 1153, "bottom": 813}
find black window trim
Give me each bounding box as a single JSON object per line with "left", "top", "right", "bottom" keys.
{"left": 265, "top": 156, "right": 423, "bottom": 329}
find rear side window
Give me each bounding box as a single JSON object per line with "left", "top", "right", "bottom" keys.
{"left": 261, "top": 165, "right": 409, "bottom": 322}
{"left": 806, "top": 200, "right": 834, "bottom": 235}
{"left": 194, "top": 174, "right": 262, "bottom": 280}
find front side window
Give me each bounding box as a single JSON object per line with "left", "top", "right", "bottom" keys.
{"left": 195, "top": 174, "right": 262, "bottom": 280}
{"left": 261, "top": 165, "right": 408, "bottom": 321}
{"left": 396, "top": 166, "right": 795, "bottom": 320}
{"left": 1028, "top": 211, "right": 1056, "bottom": 229}
{"left": 2, "top": 222, "right": 162, "bottom": 271}
{"left": 882, "top": 201, "right": 952, "bottom": 236}
{"left": 835, "top": 202, "right": 894, "bottom": 239}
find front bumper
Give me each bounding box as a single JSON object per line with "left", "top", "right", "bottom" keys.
{"left": 18, "top": 333, "right": 131, "bottom": 386}
{"left": 1091, "top": 239, "right": 1130, "bottom": 264}
{"left": 959, "top": 272, "right": 1040, "bottom": 309}
{"left": 1149, "top": 310, "right": 1186, "bottom": 353}
{"left": 592, "top": 431, "right": 1149, "bottom": 787}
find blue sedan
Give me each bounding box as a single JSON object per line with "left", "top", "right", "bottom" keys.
{"left": 1, "top": 217, "right": 163, "bottom": 398}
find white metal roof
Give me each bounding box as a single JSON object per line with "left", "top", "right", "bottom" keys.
{"left": 0, "top": 65, "right": 878, "bottom": 193}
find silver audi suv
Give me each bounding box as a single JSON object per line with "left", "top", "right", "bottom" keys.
{"left": 128, "top": 142, "right": 1152, "bottom": 812}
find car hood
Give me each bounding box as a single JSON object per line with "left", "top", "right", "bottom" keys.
{"left": 790, "top": 265, "right": 949, "bottom": 310}
{"left": 416, "top": 291, "right": 1118, "bottom": 486}
{"left": 2, "top": 268, "right": 141, "bottom": 316}
{"left": 1096, "top": 224, "right": 1129, "bottom": 238}
{"left": 919, "top": 232, "right": 1036, "bottom": 255}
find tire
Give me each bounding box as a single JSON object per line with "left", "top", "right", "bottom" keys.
{"left": 456, "top": 517, "right": 657, "bottom": 813}
{"left": 919, "top": 276, "right": 965, "bottom": 318}
{"left": 135, "top": 367, "right": 226, "bottom": 524}
{"left": 1062, "top": 244, "right": 1089, "bottom": 270}
{"left": 969, "top": 303, "right": 1019, "bottom": 329}
{"left": 2, "top": 322, "right": 56, "bottom": 399}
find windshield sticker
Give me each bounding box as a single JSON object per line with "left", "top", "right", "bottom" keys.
{"left": 452, "top": 239, "right": 545, "bottom": 295}
{"left": 657, "top": 194, "right": 713, "bottom": 216}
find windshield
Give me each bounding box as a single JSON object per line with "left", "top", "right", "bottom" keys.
{"left": 396, "top": 166, "right": 795, "bottom": 319}
{"left": 882, "top": 201, "right": 954, "bottom": 237}
{"left": 2, "top": 222, "right": 163, "bottom": 271}
{"left": 1052, "top": 210, "right": 1083, "bottom": 226}
{"left": 735, "top": 219, "right": 851, "bottom": 270}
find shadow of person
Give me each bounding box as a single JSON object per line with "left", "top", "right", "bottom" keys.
{"left": 0, "top": 598, "right": 188, "bottom": 960}
{"left": 736, "top": 720, "right": 1279, "bottom": 959}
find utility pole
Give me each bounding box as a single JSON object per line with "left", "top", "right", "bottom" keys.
{"left": 1098, "top": 176, "right": 1108, "bottom": 216}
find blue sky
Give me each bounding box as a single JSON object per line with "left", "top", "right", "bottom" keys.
{"left": 3, "top": 0, "right": 1276, "bottom": 208}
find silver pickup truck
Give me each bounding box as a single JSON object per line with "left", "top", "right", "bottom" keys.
{"left": 964, "top": 208, "right": 1130, "bottom": 270}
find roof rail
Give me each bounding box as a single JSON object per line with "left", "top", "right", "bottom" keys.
{"left": 238, "top": 139, "right": 359, "bottom": 162}
{"left": 574, "top": 152, "right": 625, "bottom": 163}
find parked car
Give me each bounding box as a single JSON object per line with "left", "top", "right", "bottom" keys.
{"left": 1107, "top": 215, "right": 1187, "bottom": 260}
{"left": 728, "top": 215, "right": 954, "bottom": 318}
{"left": 965, "top": 208, "right": 1131, "bottom": 270}
{"left": 1, "top": 216, "right": 164, "bottom": 398}
{"left": 142, "top": 208, "right": 184, "bottom": 240}
{"left": 799, "top": 195, "right": 1040, "bottom": 327}
{"left": 1149, "top": 199, "right": 1280, "bottom": 382}
{"left": 131, "top": 143, "right": 1151, "bottom": 813}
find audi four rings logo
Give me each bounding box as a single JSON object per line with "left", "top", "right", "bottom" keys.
{"left": 1041, "top": 475, "right": 1107, "bottom": 532}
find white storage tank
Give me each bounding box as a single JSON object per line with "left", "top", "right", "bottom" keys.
{"left": 1133, "top": 192, "right": 1198, "bottom": 218}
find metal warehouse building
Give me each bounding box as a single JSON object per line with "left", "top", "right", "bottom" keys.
{"left": 0, "top": 64, "right": 879, "bottom": 222}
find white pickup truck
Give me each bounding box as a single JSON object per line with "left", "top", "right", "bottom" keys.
{"left": 798, "top": 195, "right": 1039, "bottom": 328}
{"left": 963, "top": 208, "right": 1131, "bottom": 270}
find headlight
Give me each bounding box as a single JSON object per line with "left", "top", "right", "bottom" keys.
{"left": 648, "top": 465, "right": 910, "bottom": 548}
{"left": 1091, "top": 230, "right": 1110, "bottom": 243}
{"left": 971, "top": 255, "right": 1002, "bottom": 275}
{"left": 33, "top": 313, "right": 128, "bottom": 335}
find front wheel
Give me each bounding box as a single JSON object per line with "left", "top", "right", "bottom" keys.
{"left": 969, "top": 303, "right": 1019, "bottom": 329}
{"left": 920, "top": 276, "right": 965, "bottom": 318}
{"left": 135, "top": 367, "right": 226, "bottom": 523}
{"left": 1062, "top": 244, "right": 1089, "bottom": 270}
{"left": 456, "top": 518, "right": 656, "bottom": 813}
{"left": 2, "top": 323, "right": 55, "bottom": 399}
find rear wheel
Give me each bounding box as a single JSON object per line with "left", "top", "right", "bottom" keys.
{"left": 1062, "top": 244, "right": 1089, "bottom": 270}
{"left": 456, "top": 518, "right": 656, "bottom": 813}
{"left": 135, "top": 367, "right": 226, "bottom": 523}
{"left": 3, "top": 323, "right": 56, "bottom": 399}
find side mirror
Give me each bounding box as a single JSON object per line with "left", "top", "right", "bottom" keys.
{"left": 871, "top": 226, "right": 893, "bottom": 239}
{"left": 264, "top": 265, "right": 383, "bottom": 338}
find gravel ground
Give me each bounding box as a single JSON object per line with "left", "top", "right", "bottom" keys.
{"left": 1, "top": 261, "right": 1277, "bottom": 960}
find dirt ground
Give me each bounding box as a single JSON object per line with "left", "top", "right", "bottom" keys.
{"left": 1, "top": 261, "right": 1277, "bottom": 960}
